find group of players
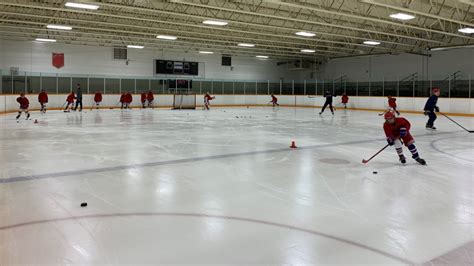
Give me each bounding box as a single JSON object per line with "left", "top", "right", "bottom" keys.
{"left": 16, "top": 85, "right": 442, "bottom": 166}
{"left": 270, "top": 87, "right": 441, "bottom": 166}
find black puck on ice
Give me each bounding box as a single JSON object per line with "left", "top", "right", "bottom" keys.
{"left": 80, "top": 202, "right": 88, "bottom": 207}
{"left": 372, "top": 171, "right": 378, "bottom": 174}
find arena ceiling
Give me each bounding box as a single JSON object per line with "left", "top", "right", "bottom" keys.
{"left": 0, "top": 0, "right": 473, "bottom": 60}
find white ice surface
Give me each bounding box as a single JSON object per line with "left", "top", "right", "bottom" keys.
{"left": 0, "top": 107, "right": 473, "bottom": 265}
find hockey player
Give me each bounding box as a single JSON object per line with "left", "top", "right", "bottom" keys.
{"left": 383, "top": 110, "right": 426, "bottom": 165}
{"left": 38, "top": 89, "right": 48, "bottom": 113}
{"left": 120, "top": 92, "right": 126, "bottom": 109}
{"left": 319, "top": 90, "right": 334, "bottom": 115}
{"left": 147, "top": 90, "right": 154, "bottom": 108}
{"left": 387, "top": 96, "right": 399, "bottom": 115}
{"left": 204, "top": 92, "right": 214, "bottom": 110}
{"left": 141, "top": 91, "right": 147, "bottom": 108}
{"left": 64, "top": 92, "right": 75, "bottom": 112}
{"left": 424, "top": 87, "right": 440, "bottom": 130}
{"left": 270, "top": 94, "right": 279, "bottom": 107}
{"left": 94, "top": 90, "right": 102, "bottom": 109}
{"left": 73, "top": 84, "right": 83, "bottom": 111}
{"left": 341, "top": 93, "right": 349, "bottom": 109}
{"left": 124, "top": 91, "right": 133, "bottom": 109}
{"left": 16, "top": 93, "right": 30, "bottom": 120}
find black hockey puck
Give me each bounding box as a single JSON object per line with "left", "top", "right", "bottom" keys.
{"left": 80, "top": 202, "right": 87, "bottom": 207}
{"left": 372, "top": 171, "right": 378, "bottom": 174}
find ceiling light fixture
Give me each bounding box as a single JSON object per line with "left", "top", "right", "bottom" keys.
{"left": 238, "top": 43, "right": 255, "bottom": 47}
{"left": 202, "top": 20, "right": 228, "bottom": 26}
{"left": 458, "top": 27, "right": 474, "bottom": 34}
{"left": 295, "top": 31, "right": 316, "bottom": 37}
{"left": 363, "top": 41, "right": 381, "bottom": 45}
{"left": 127, "top": 45, "right": 144, "bottom": 49}
{"left": 65, "top": 2, "right": 99, "bottom": 10}
{"left": 301, "top": 49, "right": 316, "bottom": 53}
{"left": 199, "top": 51, "right": 214, "bottom": 54}
{"left": 157, "top": 35, "right": 177, "bottom": 40}
{"left": 46, "top": 25, "right": 72, "bottom": 30}
{"left": 35, "top": 38, "right": 56, "bottom": 42}
{"left": 428, "top": 44, "right": 474, "bottom": 51}
{"left": 389, "top": 13, "right": 415, "bottom": 20}
{"left": 256, "top": 55, "right": 269, "bottom": 59}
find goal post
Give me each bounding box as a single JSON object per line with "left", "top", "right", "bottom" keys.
{"left": 173, "top": 93, "right": 196, "bottom": 109}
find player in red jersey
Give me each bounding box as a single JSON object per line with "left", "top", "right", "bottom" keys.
{"left": 94, "top": 90, "right": 102, "bottom": 109}
{"left": 124, "top": 91, "right": 132, "bottom": 109}
{"left": 387, "top": 96, "right": 400, "bottom": 115}
{"left": 16, "top": 93, "right": 30, "bottom": 120}
{"left": 147, "top": 90, "right": 154, "bottom": 108}
{"left": 38, "top": 89, "right": 48, "bottom": 113}
{"left": 383, "top": 111, "right": 426, "bottom": 165}
{"left": 64, "top": 92, "right": 75, "bottom": 112}
{"left": 270, "top": 94, "right": 279, "bottom": 107}
{"left": 141, "top": 91, "right": 147, "bottom": 108}
{"left": 120, "top": 93, "right": 126, "bottom": 109}
{"left": 341, "top": 93, "right": 349, "bottom": 109}
{"left": 204, "top": 92, "right": 214, "bottom": 110}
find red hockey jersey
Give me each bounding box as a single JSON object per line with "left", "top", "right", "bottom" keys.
{"left": 383, "top": 117, "right": 411, "bottom": 139}
{"left": 341, "top": 95, "right": 349, "bottom": 103}
{"left": 94, "top": 92, "right": 102, "bottom": 102}
{"left": 38, "top": 92, "right": 48, "bottom": 103}
{"left": 66, "top": 93, "right": 75, "bottom": 103}
{"left": 388, "top": 97, "right": 397, "bottom": 108}
{"left": 147, "top": 91, "right": 154, "bottom": 102}
{"left": 124, "top": 93, "right": 132, "bottom": 103}
{"left": 17, "top": 97, "right": 29, "bottom": 109}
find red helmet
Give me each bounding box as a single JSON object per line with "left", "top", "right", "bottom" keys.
{"left": 384, "top": 111, "right": 396, "bottom": 120}
{"left": 432, "top": 87, "right": 440, "bottom": 93}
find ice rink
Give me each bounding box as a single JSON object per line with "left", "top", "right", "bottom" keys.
{"left": 0, "top": 107, "right": 473, "bottom": 265}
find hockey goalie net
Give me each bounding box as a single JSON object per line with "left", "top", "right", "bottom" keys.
{"left": 173, "top": 93, "right": 196, "bottom": 109}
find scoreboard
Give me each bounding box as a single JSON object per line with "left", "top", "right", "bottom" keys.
{"left": 155, "top": 60, "right": 199, "bottom": 75}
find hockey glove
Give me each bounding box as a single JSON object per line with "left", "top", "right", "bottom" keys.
{"left": 399, "top": 127, "right": 407, "bottom": 137}
{"left": 435, "top": 106, "right": 439, "bottom": 112}
{"left": 423, "top": 110, "right": 430, "bottom": 116}
{"left": 387, "top": 138, "right": 395, "bottom": 146}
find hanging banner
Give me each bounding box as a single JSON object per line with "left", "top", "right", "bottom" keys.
{"left": 52, "top": 53, "right": 64, "bottom": 69}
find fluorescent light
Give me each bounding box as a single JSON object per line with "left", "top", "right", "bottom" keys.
{"left": 157, "top": 35, "right": 177, "bottom": 40}
{"left": 301, "top": 49, "right": 316, "bottom": 53}
{"left": 256, "top": 55, "right": 269, "bottom": 59}
{"left": 458, "top": 27, "right": 474, "bottom": 34}
{"left": 65, "top": 2, "right": 99, "bottom": 10}
{"left": 127, "top": 45, "right": 144, "bottom": 49}
{"left": 429, "top": 44, "right": 474, "bottom": 51}
{"left": 238, "top": 43, "right": 255, "bottom": 47}
{"left": 295, "top": 31, "right": 316, "bottom": 37}
{"left": 199, "top": 51, "right": 214, "bottom": 54}
{"left": 35, "top": 38, "right": 56, "bottom": 42}
{"left": 389, "top": 13, "right": 415, "bottom": 20}
{"left": 202, "top": 20, "right": 228, "bottom": 26}
{"left": 363, "top": 41, "right": 381, "bottom": 45}
{"left": 46, "top": 24, "right": 72, "bottom": 30}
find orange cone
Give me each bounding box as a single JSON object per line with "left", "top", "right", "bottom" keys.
{"left": 290, "top": 141, "right": 297, "bottom": 148}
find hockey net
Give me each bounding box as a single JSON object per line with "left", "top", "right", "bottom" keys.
{"left": 173, "top": 93, "right": 196, "bottom": 109}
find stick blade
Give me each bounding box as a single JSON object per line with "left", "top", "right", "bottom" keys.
{"left": 362, "top": 159, "right": 368, "bottom": 164}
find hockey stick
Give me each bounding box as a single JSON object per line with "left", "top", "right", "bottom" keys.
{"left": 440, "top": 112, "right": 474, "bottom": 133}
{"left": 362, "top": 144, "right": 390, "bottom": 164}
